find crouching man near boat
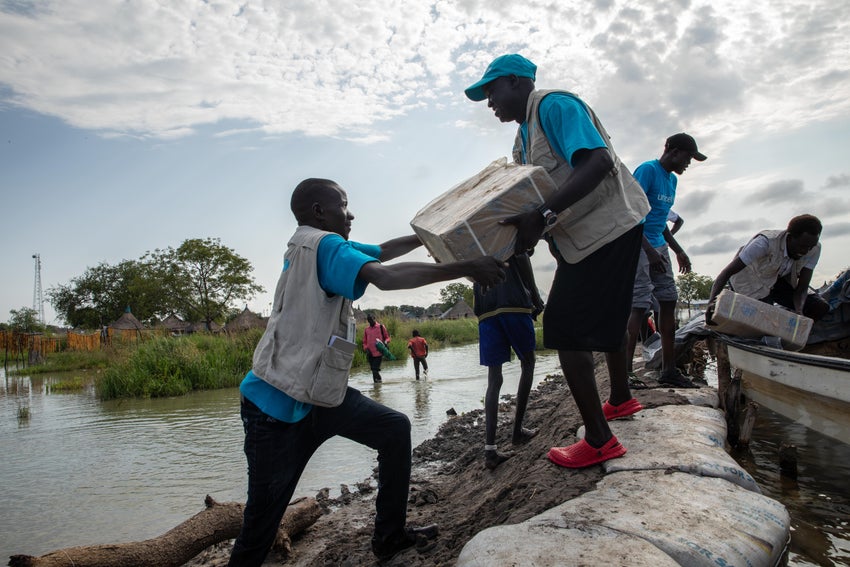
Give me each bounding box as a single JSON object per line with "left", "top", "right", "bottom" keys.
{"left": 706, "top": 214, "right": 830, "bottom": 322}
{"left": 228, "top": 178, "right": 507, "bottom": 566}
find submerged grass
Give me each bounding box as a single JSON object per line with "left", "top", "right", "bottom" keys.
{"left": 7, "top": 350, "right": 112, "bottom": 375}
{"left": 48, "top": 376, "right": 88, "bottom": 392}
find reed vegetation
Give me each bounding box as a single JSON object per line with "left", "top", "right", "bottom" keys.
{"left": 25, "top": 317, "right": 543, "bottom": 399}
{"left": 97, "top": 329, "right": 261, "bottom": 400}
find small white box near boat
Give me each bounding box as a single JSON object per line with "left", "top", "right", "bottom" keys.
{"left": 709, "top": 289, "right": 813, "bottom": 350}
{"left": 410, "top": 158, "right": 559, "bottom": 263}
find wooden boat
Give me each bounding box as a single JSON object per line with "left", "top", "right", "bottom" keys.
{"left": 724, "top": 339, "right": 850, "bottom": 444}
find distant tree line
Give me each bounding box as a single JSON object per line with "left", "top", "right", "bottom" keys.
{"left": 46, "top": 237, "right": 264, "bottom": 329}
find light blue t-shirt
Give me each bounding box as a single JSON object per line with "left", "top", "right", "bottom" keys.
{"left": 633, "top": 159, "right": 677, "bottom": 248}
{"left": 239, "top": 235, "right": 381, "bottom": 422}
{"left": 519, "top": 92, "right": 607, "bottom": 166}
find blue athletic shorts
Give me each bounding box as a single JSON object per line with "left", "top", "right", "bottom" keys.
{"left": 478, "top": 312, "right": 536, "bottom": 366}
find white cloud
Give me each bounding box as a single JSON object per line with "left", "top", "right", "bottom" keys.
{"left": 1, "top": 0, "right": 847, "bottom": 147}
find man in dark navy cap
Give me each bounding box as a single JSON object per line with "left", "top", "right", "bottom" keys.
{"left": 465, "top": 54, "right": 651, "bottom": 469}
{"left": 625, "top": 133, "right": 707, "bottom": 390}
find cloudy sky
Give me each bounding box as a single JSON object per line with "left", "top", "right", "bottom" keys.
{"left": 2, "top": 0, "right": 849, "bottom": 325}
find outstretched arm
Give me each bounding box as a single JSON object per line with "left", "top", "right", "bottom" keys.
{"left": 705, "top": 257, "right": 747, "bottom": 322}
{"left": 358, "top": 256, "right": 507, "bottom": 291}
{"left": 378, "top": 234, "right": 423, "bottom": 262}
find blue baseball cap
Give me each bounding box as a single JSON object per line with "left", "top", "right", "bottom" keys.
{"left": 464, "top": 54, "right": 537, "bottom": 101}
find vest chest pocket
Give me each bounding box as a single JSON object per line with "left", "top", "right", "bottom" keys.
{"left": 307, "top": 344, "right": 354, "bottom": 407}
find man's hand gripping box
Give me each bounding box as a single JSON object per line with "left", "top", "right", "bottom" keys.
{"left": 710, "top": 289, "right": 813, "bottom": 350}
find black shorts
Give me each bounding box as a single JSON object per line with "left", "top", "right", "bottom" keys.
{"left": 543, "top": 224, "right": 643, "bottom": 352}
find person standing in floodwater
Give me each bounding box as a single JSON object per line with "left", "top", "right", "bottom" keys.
{"left": 363, "top": 314, "right": 390, "bottom": 382}
{"left": 407, "top": 329, "right": 429, "bottom": 380}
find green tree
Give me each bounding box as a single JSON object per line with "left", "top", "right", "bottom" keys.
{"left": 47, "top": 260, "right": 166, "bottom": 328}
{"left": 149, "top": 238, "right": 264, "bottom": 330}
{"left": 8, "top": 307, "right": 45, "bottom": 333}
{"left": 439, "top": 282, "right": 474, "bottom": 310}
{"left": 677, "top": 272, "right": 714, "bottom": 307}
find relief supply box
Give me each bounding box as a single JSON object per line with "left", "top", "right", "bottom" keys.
{"left": 410, "top": 158, "right": 559, "bottom": 263}
{"left": 708, "top": 289, "right": 813, "bottom": 350}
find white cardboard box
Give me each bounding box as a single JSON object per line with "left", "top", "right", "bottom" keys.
{"left": 410, "top": 158, "right": 559, "bottom": 262}
{"left": 709, "top": 289, "right": 812, "bottom": 350}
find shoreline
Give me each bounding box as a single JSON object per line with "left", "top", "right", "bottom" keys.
{"left": 187, "top": 355, "right": 753, "bottom": 565}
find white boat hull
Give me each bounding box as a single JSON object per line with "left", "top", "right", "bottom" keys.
{"left": 726, "top": 342, "right": 850, "bottom": 445}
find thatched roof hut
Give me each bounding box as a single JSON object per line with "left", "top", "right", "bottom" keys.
{"left": 441, "top": 299, "right": 474, "bottom": 319}
{"left": 226, "top": 307, "right": 266, "bottom": 332}
{"left": 110, "top": 307, "right": 143, "bottom": 330}
{"left": 160, "top": 314, "right": 189, "bottom": 334}
{"left": 424, "top": 304, "right": 444, "bottom": 319}
{"left": 186, "top": 320, "right": 222, "bottom": 333}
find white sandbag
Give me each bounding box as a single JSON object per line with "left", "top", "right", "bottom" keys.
{"left": 603, "top": 405, "right": 761, "bottom": 493}
{"left": 457, "top": 520, "right": 679, "bottom": 567}
{"left": 459, "top": 470, "right": 789, "bottom": 567}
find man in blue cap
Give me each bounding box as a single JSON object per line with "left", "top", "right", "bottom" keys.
{"left": 625, "top": 133, "right": 707, "bottom": 390}
{"left": 465, "top": 54, "right": 651, "bottom": 468}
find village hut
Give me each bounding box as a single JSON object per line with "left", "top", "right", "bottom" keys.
{"left": 424, "top": 304, "right": 444, "bottom": 319}
{"left": 440, "top": 299, "right": 474, "bottom": 320}
{"left": 226, "top": 306, "right": 266, "bottom": 333}
{"left": 108, "top": 306, "right": 144, "bottom": 342}
{"left": 160, "top": 314, "right": 190, "bottom": 335}
{"left": 186, "top": 319, "right": 223, "bottom": 334}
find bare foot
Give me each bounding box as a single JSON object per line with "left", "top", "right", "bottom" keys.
{"left": 484, "top": 450, "right": 514, "bottom": 470}
{"left": 512, "top": 427, "right": 539, "bottom": 445}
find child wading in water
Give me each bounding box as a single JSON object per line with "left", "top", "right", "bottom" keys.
{"left": 407, "top": 329, "right": 429, "bottom": 379}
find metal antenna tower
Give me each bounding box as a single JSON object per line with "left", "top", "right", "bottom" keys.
{"left": 32, "top": 253, "right": 45, "bottom": 325}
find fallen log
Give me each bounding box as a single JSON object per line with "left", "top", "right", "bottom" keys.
{"left": 8, "top": 495, "right": 321, "bottom": 567}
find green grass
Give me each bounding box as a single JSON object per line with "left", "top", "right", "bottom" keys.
{"left": 20, "top": 317, "right": 544, "bottom": 399}
{"left": 7, "top": 350, "right": 112, "bottom": 375}
{"left": 96, "top": 330, "right": 260, "bottom": 400}
{"left": 47, "top": 376, "right": 88, "bottom": 392}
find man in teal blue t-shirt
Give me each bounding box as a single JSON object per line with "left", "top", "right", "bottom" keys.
{"left": 626, "top": 133, "right": 706, "bottom": 389}
{"left": 228, "top": 178, "right": 507, "bottom": 566}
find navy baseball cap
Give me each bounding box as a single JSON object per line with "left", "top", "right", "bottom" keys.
{"left": 666, "top": 133, "right": 707, "bottom": 161}
{"left": 464, "top": 54, "right": 537, "bottom": 101}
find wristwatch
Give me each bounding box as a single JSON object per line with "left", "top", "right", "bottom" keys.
{"left": 537, "top": 205, "right": 558, "bottom": 229}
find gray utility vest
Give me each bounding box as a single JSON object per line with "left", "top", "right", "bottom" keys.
{"left": 730, "top": 229, "right": 821, "bottom": 299}
{"left": 513, "top": 89, "right": 649, "bottom": 264}
{"left": 252, "top": 225, "right": 355, "bottom": 407}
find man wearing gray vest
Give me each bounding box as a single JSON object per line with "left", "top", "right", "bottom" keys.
{"left": 229, "top": 178, "right": 507, "bottom": 565}
{"left": 706, "top": 214, "right": 830, "bottom": 322}
{"left": 465, "top": 54, "right": 650, "bottom": 469}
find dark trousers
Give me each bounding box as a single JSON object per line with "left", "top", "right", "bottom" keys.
{"left": 762, "top": 277, "right": 830, "bottom": 320}
{"left": 412, "top": 356, "right": 428, "bottom": 378}
{"left": 228, "top": 388, "right": 411, "bottom": 566}
{"left": 367, "top": 352, "right": 383, "bottom": 382}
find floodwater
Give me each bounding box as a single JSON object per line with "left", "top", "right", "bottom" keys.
{"left": 1, "top": 346, "right": 848, "bottom": 565}
{"left": 0, "top": 344, "right": 562, "bottom": 558}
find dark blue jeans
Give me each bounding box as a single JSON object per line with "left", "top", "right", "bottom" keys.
{"left": 228, "top": 387, "right": 411, "bottom": 567}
